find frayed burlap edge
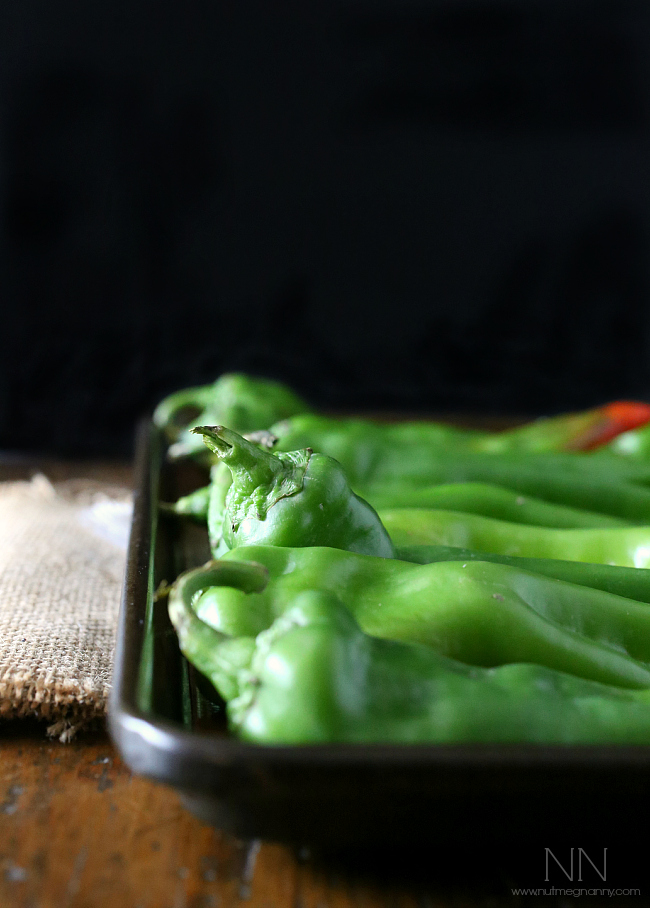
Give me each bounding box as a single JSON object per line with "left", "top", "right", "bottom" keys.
{"left": 0, "top": 674, "right": 110, "bottom": 742}
{"left": 54, "top": 478, "right": 132, "bottom": 507}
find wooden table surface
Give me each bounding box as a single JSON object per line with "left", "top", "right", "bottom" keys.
{"left": 0, "top": 457, "right": 642, "bottom": 908}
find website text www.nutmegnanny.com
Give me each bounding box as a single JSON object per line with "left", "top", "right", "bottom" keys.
{"left": 511, "top": 888, "right": 641, "bottom": 898}
{"left": 510, "top": 848, "right": 642, "bottom": 898}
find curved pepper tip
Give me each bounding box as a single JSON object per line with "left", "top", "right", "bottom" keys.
{"left": 171, "top": 558, "right": 271, "bottom": 606}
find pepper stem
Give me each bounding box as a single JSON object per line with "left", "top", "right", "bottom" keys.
{"left": 192, "top": 425, "right": 286, "bottom": 495}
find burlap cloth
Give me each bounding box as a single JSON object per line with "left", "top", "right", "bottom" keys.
{"left": 0, "top": 474, "right": 132, "bottom": 741}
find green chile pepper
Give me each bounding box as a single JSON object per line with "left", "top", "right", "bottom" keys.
{"left": 172, "top": 427, "right": 650, "bottom": 568}
{"left": 154, "top": 372, "right": 312, "bottom": 458}
{"left": 367, "top": 474, "right": 650, "bottom": 523}
{"left": 397, "top": 544, "right": 650, "bottom": 603}
{"left": 272, "top": 417, "right": 650, "bottom": 519}
{"left": 269, "top": 407, "right": 650, "bottom": 464}
{"left": 366, "top": 482, "right": 629, "bottom": 529}
{"left": 181, "top": 427, "right": 630, "bottom": 564}
{"left": 168, "top": 463, "right": 650, "bottom": 534}
{"left": 190, "top": 546, "right": 650, "bottom": 689}
{"left": 163, "top": 433, "right": 282, "bottom": 553}
{"left": 380, "top": 508, "right": 650, "bottom": 568}
{"left": 270, "top": 414, "right": 480, "bottom": 461}
{"left": 161, "top": 483, "right": 212, "bottom": 522}
{"left": 166, "top": 474, "right": 634, "bottom": 533}
{"left": 191, "top": 425, "right": 395, "bottom": 558}
{"left": 162, "top": 388, "right": 650, "bottom": 745}
{"left": 153, "top": 384, "right": 213, "bottom": 441}
{"left": 207, "top": 463, "right": 233, "bottom": 556}
{"left": 270, "top": 414, "right": 650, "bottom": 481}
{"left": 166, "top": 479, "right": 650, "bottom": 600}
{"left": 160, "top": 461, "right": 233, "bottom": 539}
{"left": 229, "top": 592, "right": 650, "bottom": 745}
{"left": 167, "top": 558, "right": 269, "bottom": 701}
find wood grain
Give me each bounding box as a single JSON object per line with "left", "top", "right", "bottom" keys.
{"left": 0, "top": 727, "right": 429, "bottom": 908}
{"left": 6, "top": 724, "right": 632, "bottom": 908}
{"left": 3, "top": 722, "right": 556, "bottom": 908}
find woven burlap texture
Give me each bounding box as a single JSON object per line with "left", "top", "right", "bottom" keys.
{"left": 0, "top": 474, "right": 131, "bottom": 741}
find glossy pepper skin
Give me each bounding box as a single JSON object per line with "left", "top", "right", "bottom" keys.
{"left": 366, "top": 482, "right": 629, "bottom": 529}
{"left": 191, "top": 425, "right": 395, "bottom": 558}
{"left": 268, "top": 403, "right": 650, "bottom": 462}
{"left": 229, "top": 592, "right": 650, "bottom": 745}
{"left": 271, "top": 417, "right": 650, "bottom": 520}
{"left": 190, "top": 545, "right": 650, "bottom": 689}
{"left": 270, "top": 414, "right": 650, "bottom": 474}
{"left": 397, "top": 544, "right": 650, "bottom": 604}
{"left": 380, "top": 508, "right": 650, "bottom": 568}
{"left": 368, "top": 473, "right": 650, "bottom": 523}
{"left": 166, "top": 475, "right": 632, "bottom": 532}
{"left": 153, "top": 372, "right": 312, "bottom": 459}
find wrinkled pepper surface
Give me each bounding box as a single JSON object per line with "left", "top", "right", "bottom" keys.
{"left": 191, "top": 425, "right": 395, "bottom": 558}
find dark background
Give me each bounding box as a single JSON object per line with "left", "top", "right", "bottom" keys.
{"left": 1, "top": 0, "right": 650, "bottom": 455}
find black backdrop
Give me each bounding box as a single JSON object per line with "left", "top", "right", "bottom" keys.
{"left": 2, "top": 0, "right": 650, "bottom": 455}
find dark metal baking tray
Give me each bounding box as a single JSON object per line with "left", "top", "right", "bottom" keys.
{"left": 109, "top": 419, "right": 650, "bottom": 848}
